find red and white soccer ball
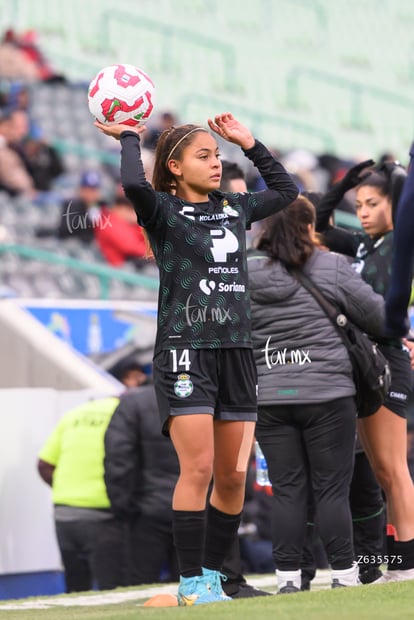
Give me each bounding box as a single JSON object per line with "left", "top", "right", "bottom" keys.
{"left": 88, "top": 63, "right": 155, "bottom": 127}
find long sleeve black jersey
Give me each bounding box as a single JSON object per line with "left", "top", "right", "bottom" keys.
{"left": 120, "top": 132, "right": 298, "bottom": 354}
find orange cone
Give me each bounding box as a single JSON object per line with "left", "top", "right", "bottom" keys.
{"left": 143, "top": 593, "right": 179, "bottom": 607}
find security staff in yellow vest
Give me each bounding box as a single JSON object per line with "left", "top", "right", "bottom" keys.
{"left": 38, "top": 396, "right": 119, "bottom": 592}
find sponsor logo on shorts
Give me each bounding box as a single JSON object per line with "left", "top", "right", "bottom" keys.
{"left": 174, "top": 373, "right": 193, "bottom": 398}
{"left": 389, "top": 391, "right": 407, "bottom": 401}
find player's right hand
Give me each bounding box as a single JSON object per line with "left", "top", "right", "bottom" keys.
{"left": 94, "top": 120, "right": 146, "bottom": 140}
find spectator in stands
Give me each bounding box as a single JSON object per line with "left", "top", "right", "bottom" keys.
{"left": 37, "top": 395, "right": 122, "bottom": 592}
{"left": 0, "top": 30, "right": 39, "bottom": 82}
{"left": 94, "top": 196, "right": 147, "bottom": 268}
{"left": 57, "top": 170, "right": 107, "bottom": 243}
{"left": 0, "top": 106, "right": 36, "bottom": 197}
{"left": 142, "top": 110, "right": 179, "bottom": 151}
{"left": 0, "top": 28, "right": 65, "bottom": 83}
{"left": 9, "top": 108, "right": 65, "bottom": 192}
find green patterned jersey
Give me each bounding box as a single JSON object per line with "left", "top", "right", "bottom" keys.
{"left": 352, "top": 231, "right": 393, "bottom": 298}
{"left": 120, "top": 133, "right": 298, "bottom": 354}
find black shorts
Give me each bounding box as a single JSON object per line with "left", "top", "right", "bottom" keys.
{"left": 379, "top": 344, "right": 414, "bottom": 419}
{"left": 153, "top": 348, "right": 258, "bottom": 436}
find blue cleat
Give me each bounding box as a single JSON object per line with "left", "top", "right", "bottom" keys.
{"left": 202, "top": 567, "right": 232, "bottom": 601}
{"left": 177, "top": 571, "right": 232, "bottom": 606}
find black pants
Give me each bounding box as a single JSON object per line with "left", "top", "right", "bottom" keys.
{"left": 56, "top": 514, "right": 179, "bottom": 592}
{"left": 350, "top": 450, "right": 386, "bottom": 564}
{"left": 55, "top": 518, "right": 118, "bottom": 592}
{"left": 256, "top": 396, "right": 356, "bottom": 571}
{"left": 128, "top": 514, "right": 179, "bottom": 584}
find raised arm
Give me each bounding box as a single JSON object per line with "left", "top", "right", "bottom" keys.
{"left": 208, "top": 113, "right": 298, "bottom": 221}
{"left": 315, "top": 159, "right": 375, "bottom": 232}
{"left": 94, "top": 121, "right": 156, "bottom": 224}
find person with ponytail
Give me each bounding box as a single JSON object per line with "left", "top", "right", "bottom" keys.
{"left": 94, "top": 112, "right": 298, "bottom": 605}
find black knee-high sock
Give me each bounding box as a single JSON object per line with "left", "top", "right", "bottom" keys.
{"left": 172, "top": 509, "right": 206, "bottom": 577}
{"left": 392, "top": 538, "right": 414, "bottom": 571}
{"left": 203, "top": 503, "right": 242, "bottom": 571}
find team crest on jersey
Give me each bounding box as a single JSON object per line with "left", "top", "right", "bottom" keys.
{"left": 222, "top": 200, "right": 239, "bottom": 218}
{"left": 174, "top": 373, "right": 193, "bottom": 398}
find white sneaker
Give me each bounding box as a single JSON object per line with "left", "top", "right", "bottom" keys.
{"left": 276, "top": 569, "right": 301, "bottom": 594}
{"left": 372, "top": 568, "right": 414, "bottom": 584}
{"left": 331, "top": 562, "right": 360, "bottom": 588}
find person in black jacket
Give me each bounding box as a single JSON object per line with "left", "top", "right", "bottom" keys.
{"left": 104, "top": 383, "right": 180, "bottom": 585}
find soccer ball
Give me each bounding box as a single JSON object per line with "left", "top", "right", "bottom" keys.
{"left": 88, "top": 63, "right": 155, "bottom": 127}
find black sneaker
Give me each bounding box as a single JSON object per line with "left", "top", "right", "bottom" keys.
{"left": 230, "top": 583, "right": 272, "bottom": 598}
{"left": 359, "top": 566, "right": 383, "bottom": 584}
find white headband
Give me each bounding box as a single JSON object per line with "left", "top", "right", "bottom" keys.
{"left": 166, "top": 127, "right": 208, "bottom": 165}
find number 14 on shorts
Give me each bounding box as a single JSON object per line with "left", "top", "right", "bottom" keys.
{"left": 170, "top": 349, "right": 191, "bottom": 372}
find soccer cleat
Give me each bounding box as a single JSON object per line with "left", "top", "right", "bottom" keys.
{"left": 177, "top": 572, "right": 231, "bottom": 606}
{"left": 371, "top": 568, "right": 414, "bottom": 584}
{"left": 202, "top": 567, "right": 232, "bottom": 601}
{"left": 177, "top": 575, "right": 216, "bottom": 606}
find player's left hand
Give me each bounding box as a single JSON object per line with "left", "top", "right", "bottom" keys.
{"left": 208, "top": 113, "right": 255, "bottom": 150}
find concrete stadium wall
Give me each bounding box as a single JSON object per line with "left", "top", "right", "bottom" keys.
{"left": 0, "top": 388, "right": 115, "bottom": 599}
{"left": 0, "top": 388, "right": 114, "bottom": 575}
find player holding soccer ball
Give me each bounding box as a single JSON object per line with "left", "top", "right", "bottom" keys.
{"left": 94, "top": 111, "right": 298, "bottom": 605}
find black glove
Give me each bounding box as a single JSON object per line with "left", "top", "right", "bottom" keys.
{"left": 339, "top": 159, "right": 376, "bottom": 192}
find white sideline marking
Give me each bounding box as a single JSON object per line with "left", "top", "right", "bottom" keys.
{"left": 0, "top": 571, "right": 332, "bottom": 610}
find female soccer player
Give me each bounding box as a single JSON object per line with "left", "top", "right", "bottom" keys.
{"left": 353, "top": 172, "right": 414, "bottom": 583}
{"left": 94, "top": 112, "right": 298, "bottom": 604}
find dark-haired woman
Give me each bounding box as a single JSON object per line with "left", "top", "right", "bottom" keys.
{"left": 248, "top": 195, "right": 384, "bottom": 592}
{"left": 94, "top": 113, "right": 298, "bottom": 605}
{"left": 315, "top": 166, "right": 414, "bottom": 583}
